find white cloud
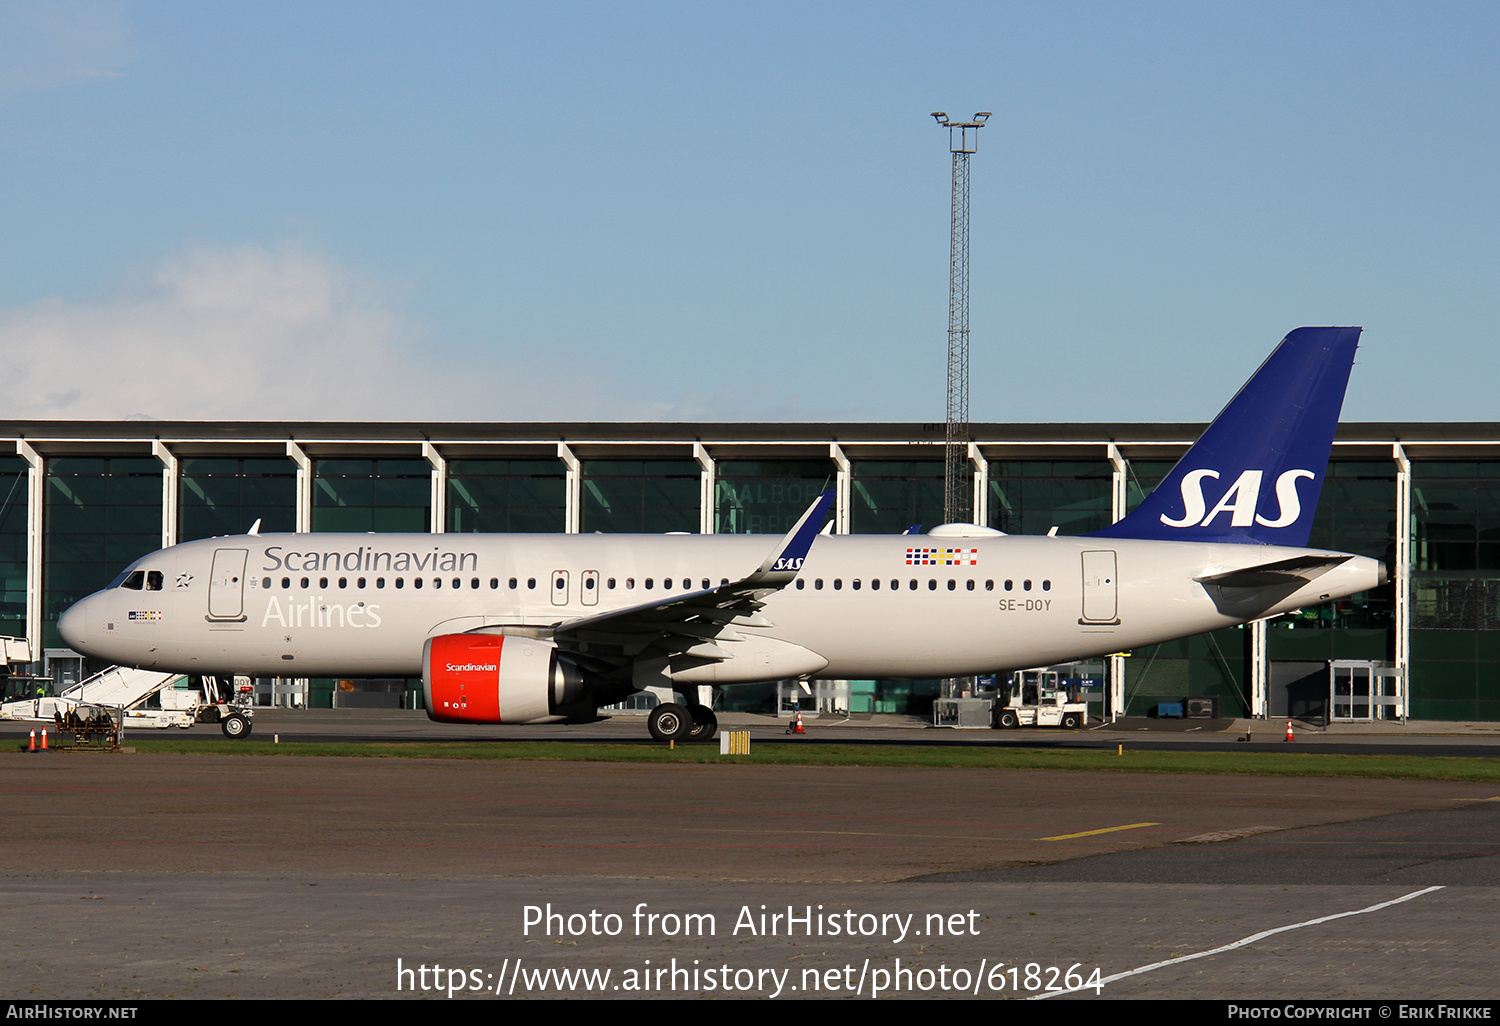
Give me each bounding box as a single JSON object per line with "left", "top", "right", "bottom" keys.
{"left": 0, "top": 244, "right": 829, "bottom": 424}
{"left": 0, "top": 246, "right": 544, "bottom": 421}
{"left": 0, "top": 0, "right": 131, "bottom": 97}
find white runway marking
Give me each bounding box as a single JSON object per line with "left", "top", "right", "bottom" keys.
{"left": 1031, "top": 885, "right": 1446, "bottom": 999}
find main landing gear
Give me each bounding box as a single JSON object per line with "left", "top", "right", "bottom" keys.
{"left": 647, "top": 702, "right": 717, "bottom": 743}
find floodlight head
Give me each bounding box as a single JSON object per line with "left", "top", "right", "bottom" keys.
{"left": 931, "top": 112, "right": 949, "bottom": 124}
{"left": 974, "top": 112, "right": 992, "bottom": 122}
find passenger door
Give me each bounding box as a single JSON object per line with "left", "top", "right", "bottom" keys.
{"left": 207, "top": 548, "right": 249, "bottom": 621}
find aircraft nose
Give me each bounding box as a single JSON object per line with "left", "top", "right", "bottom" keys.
{"left": 58, "top": 598, "right": 90, "bottom": 651}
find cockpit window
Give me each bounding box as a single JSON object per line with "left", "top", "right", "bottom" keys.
{"left": 146, "top": 571, "right": 164, "bottom": 591}
{"left": 119, "top": 570, "right": 145, "bottom": 591}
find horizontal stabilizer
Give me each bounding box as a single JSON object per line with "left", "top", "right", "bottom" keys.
{"left": 1195, "top": 554, "right": 1352, "bottom": 589}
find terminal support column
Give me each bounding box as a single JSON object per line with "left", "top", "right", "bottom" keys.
{"left": 968, "top": 443, "right": 988, "bottom": 527}
{"left": 694, "top": 442, "right": 714, "bottom": 535}
{"left": 152, "top": 440, "right": 178, "bottom": 549}
{"left": 287, "top": 441, "right": 311, "bottom": 534}
{"left": 829, "top": 442, "right": 850, "bottom": 534}
{"left": 422, "top": 441, "right": 446, "bottom": 535}
{"left": 17, "top": 441, "right": 41, "bottom": 659}
{"left": 1249, "top": 618, "right": 1268, "bottom": 718}
{"left": 1106, "top": 444, "right": 1127, "bottom": 720}
{"left": 693, "top": 441, "right": 717, "bottom": 709}
{"left": 284, "top": 440, "right": 312, "bottom": 708}
{"left": 1394, "top": 442, "right": 1412, "bottom": 720}
{"left": 559, "top": 443, "right": 580, "bottom": 534}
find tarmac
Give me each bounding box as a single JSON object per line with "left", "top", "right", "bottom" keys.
{"left": 163, "top": 706, "right": 1500, "bottom": 758}
{"left": 1, "top": 710, "right": 1498, "bottom": 1001}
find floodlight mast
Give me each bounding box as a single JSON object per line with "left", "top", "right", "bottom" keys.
{"left": 931, "top": 111, "right": 990, "bottom": 526}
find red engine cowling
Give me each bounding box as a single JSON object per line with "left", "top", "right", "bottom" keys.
{"left": 423, "top": 634, "right": 585, "bottom": 724}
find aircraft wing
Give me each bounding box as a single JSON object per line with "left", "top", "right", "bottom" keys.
{"left": 546, "top": 490, "right": 834, "bottom": 666}
{"left": 1194, "top": 554, "right": 1353, "bottom": 589}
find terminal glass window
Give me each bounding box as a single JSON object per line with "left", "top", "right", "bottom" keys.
{"left": 44, "top": 457, "right": 163, "bottom": 648}
{"left": 179, "top": 457, "right": 296, "bottom": 542}
{"left": 1122, "top": 628, "right": 1250, "bottom": 718}
{"left": 987, "top": 461, "right": 1112, "bottom": 536}
{"left": 0, "top": 457, "right": 28, "bottom": 638}
{"left": 447, "top": 460, "right": 566, "bottom": 533}
{"left": 1271, "top": 460, "right": 1397, "bottom": 633}
{"left": 850, "top": 461, "right": 943, "bottom": 534}
{"left": 312, "top": 459, "right": 430, "bottom": 533}
{"left": 581, "top": 460, "right": 699, "bottom": 534}
{"left": 1413, "top": 462, "right": 1500, "bottom": 572}
{"left": 715, "top": 460, "right": 834, "bottom": 534}
{"left": 1264, "top": 461, "right": 1397, "bottom": 703}
{"left": 1124, "top": 459, "right": 1177, "bottom": 514}
{"left": 1409, "top": 461, "right": 1500, "bottom": 720}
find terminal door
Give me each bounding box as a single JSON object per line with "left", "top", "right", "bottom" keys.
{"left": 1329, "top": 660, "right": 1403, "bottom": 723}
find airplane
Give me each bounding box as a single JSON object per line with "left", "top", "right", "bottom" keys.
{"left": 58, "top": 326, "right": 1383, "bottom": 741}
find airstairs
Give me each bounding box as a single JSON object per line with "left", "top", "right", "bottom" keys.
{"left": 2, "top": 665, "right": 193, "bottom": 729}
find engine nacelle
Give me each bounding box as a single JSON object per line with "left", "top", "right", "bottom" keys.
{"left": 423, "top": 634, "right": 586, "bottom": 724}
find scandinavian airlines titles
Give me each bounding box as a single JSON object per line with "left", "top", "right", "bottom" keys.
{"left": 1160, "top": 468, "right": 1315, "bottom": 530}
{"left": 260, "top": 595, "right": 382, "bottom": 629}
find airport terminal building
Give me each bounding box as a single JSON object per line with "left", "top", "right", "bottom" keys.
{"left": 3, "top": 419, "right": 1497, "bottom": 722}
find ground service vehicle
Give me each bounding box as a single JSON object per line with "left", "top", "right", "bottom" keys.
{"left": 995, "top": 668, "right": 1089, "bottom": 729}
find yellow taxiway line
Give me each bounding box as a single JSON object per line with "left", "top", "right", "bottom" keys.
{"left": 1041, "top": 822, "right": 1160, "bottom": 841}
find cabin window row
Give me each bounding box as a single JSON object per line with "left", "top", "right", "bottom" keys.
{"left": 794, "top": 578, "right": 1052, "bottom": 592}
{"left": 257, "top": 575, "right": 738, "bottom": 593}
{"left": 149, "top": 570, "right": 1054, "bottom": 597}
{"left": 263, "top": 576, "right": 490, "bottom": 591}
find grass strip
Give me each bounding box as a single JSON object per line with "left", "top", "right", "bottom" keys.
{"left": 114, "top": 737, "right": 1500, "bottom": 782}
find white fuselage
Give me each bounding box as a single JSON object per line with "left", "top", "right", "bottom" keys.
{"left": 58, "top": 531, "right": 1384, "bottom": 683}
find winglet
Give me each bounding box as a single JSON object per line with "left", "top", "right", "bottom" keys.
{"left": 750, "top": 490, "right": 835, "bottom": 582}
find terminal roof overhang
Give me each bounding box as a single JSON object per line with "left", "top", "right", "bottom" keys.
{"left": 4, "top": 421, "right": 1500, "bottom": 461}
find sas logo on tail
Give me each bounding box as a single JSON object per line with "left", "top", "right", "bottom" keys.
{"left": 1160, "top": 469, "right": 1315, "bottom": 529}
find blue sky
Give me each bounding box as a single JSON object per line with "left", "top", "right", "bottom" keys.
{"left": 2, "top": 1, "right": 1497, "bottom": 423}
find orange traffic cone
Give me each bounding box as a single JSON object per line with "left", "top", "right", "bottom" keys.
{"left": 792, "top": 711, "right": 805, "bottom": 735}
{"left": 28, "top": 729, "right": 36, "bottom": 753}
{"left": 1284, "top": 720, "right": 1295, "bottom": 742}
{"left": 40, "top": 729, "right": 47, "bottom": 752}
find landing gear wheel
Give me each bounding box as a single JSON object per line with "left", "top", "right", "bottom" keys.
{"left": 997, "top": 709, "right": 1019, "bottom": 730}
{"left": 688, "top": 706, "right": 718, "bottom": 742}
{"left": 648, "top": 703, "right": 693, "bottom": 742}
{"left": 1061, "top": 713, "right": 1081, "bottom": 729}
{"left": 221, "top": 714, "right": 251, "bottom": 739}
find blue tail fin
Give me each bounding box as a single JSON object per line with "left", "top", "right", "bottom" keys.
{"left": 1089, "top": 326, "right": 1361, "bottom": 547}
